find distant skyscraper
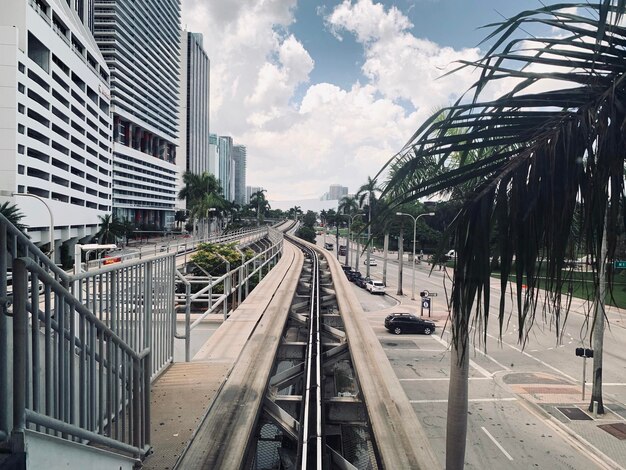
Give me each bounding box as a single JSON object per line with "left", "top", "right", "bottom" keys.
{"left": 328, "top": 184, "right": 349, "bottom": 200}
{"left": 94, "top": 0, "right": 181, "bottom": 229}
{"left": 218, "top": 135, "right": 233, "bottom": 201}
{"left": 0, "top": 0, "right": 112, "bottom": 258}
{"left": 208, "top": 133, "right": 219, "bottom": 177}
{"left": 180, "top": 31, "right": 210, "bottom": 176}
{"left": 232, "top": 145, "right": 246, "bottom": 205}
{"left": 246, "top": 186, "right": 263, "bottom": 205}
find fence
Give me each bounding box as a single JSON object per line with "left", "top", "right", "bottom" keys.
{"left": 0, "top": 213, "right": 281, "bottom": 459}
{"left": 175, "top": 227, "right": 284, "bottom": 361}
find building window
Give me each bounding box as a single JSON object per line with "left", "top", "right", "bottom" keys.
{"left": 28, "top": 32, "right": 50, "bottom": 73}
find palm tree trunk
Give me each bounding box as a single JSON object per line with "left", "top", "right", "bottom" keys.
{"left": 382, "top": 231, "right": 389, "bottom": 286}
{"left": 446, "top": 334, "right": 469, "bottom": 470}
{"left": 346, "top": 221, "right": 351, "bottom": 267}
{"left": 397, "top": 228, "right": 404, "bottom": 295}
{"left": 589, "top": 206, "right": 608, "bottom": 414}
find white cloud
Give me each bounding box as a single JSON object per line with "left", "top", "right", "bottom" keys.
{"left": 181, "top": 0, "right": 487, "bottom": 200}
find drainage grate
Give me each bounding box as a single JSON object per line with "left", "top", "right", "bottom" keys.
{"left": 598, "top": 423, "right": 626, "bottom": 440}
{"left": 557, "top": 407, "right": 593, "bottom": 421}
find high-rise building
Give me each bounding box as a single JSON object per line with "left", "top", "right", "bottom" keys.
{"left": 0, "top": 0, "right": 113, "bottom": 259}
{"left": 93, "top": 0, "right": 181, "bottom": 230}
{"left": 246, "top": 186, "right": 263, "bottom": 205}
{"left": 232, "top": 145, "right": 246, "bottom": 205}
{"left": 180, "top": 31, "right": 210, "bottom": 176}
{"left": 328, "top": 184, "right": 349, "bottom": 200}
{"left": 208, "top": 133, "right": 219, "bottom": 177}
{"left": 218, "top": 135, "right": 233, "bottom": 202}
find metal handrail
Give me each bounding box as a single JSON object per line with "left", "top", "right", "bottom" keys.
{"left": 174, "top": 228, "right": 285, "bottom": 359}
{"left": 12, "top": 257, "right": 151, "bottom": 458}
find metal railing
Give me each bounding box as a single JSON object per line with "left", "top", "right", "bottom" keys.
{"left": 0, "top": 212, "right": 282, "bottom": 459}
{"left": 175, "top": 228, "right": 285, "bottom": 361}
{"left": 12, "top": 258, "right": 151, "bottom": 458}
{"left": 73, "top": 252, "right": 176, "bottom": 378}
{"left": 0, "top": 214, "right": 157, "bottom": 459}
{"left": 85, "top": 227, "right": 269, "bottom": 270}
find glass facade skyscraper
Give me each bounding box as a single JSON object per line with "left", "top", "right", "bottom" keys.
{"left": 93, "top": 0, "right": 181, "bottom": 229}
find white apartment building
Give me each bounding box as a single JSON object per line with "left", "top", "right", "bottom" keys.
{"left": 93, "top": 0, "right": 180, "bottom": 230}
{"left": 0, "top": 0, "right": 113, "bottom": 260}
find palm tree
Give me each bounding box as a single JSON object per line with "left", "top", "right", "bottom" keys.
{"left": 379, "top": 2, "right": 626, "bottom": 467}
{"left": 94, "top": 214, "right": 124, "bottom": 244}
{"left": 338, "top": 196, "right": 360, "bottom": 267}
{"left": 250, "top": 190, "right": 270, "bottom": 226}
{"left": 0, "top": 201, "right": 28, "bottom": 235}
{"left": 178, "top": 172, "right": 225, "bottom": 235}
{"left": 356, "top": 177, "right": 381, "bottom": 277}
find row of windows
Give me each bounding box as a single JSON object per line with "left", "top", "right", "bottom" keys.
{"left": 33, "top": 0, "right": 109, "bottom": 83}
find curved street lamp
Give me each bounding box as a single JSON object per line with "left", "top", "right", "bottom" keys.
{"left": 396, "top": 211, "right": 435, "bottom": 300}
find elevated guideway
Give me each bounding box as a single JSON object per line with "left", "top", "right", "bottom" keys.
{"left": 172, "top": 234, "right": 439, "bottom": 469}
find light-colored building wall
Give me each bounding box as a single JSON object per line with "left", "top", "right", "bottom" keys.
{"left": 232, "top": 145, "right": 246, "bottom": 205}
{"left": 0, "top": 0, "right": 113, "bottom": 255}
{"left": 218, "top": 135, "right": 232, "bottom": 202}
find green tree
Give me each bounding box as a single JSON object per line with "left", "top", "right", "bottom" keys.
{"left": 249, "top": 190, "right": 270, "bottom": 226}
{"left": 94, "top": 214, "right": 124, "bottom": 244}
{"left": 0, "top": 201, "right": 28, "bottom": 235}
{"left": 380, "top": 2, "right": 626, "bottom": 467}
{"left": 178, "top": 172, "right": 227, "bottom": 234}
{"left": 357, "top": 177, "right": 382, "bottom": 277}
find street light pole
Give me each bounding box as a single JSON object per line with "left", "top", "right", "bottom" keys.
{"left": 347, "top": 212, "right": 363, "bottom": 267}
{"left": 13, "top": 192, "right": 54, "bottom": 260}
{"left": 396, "top": 211, "right": 435, "bottom": 300}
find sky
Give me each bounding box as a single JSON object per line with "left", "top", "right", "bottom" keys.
{"left": 180, "top": 0, "right": 554, "bottom": 203}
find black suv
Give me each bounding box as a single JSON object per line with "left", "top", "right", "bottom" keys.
{"left": 384, "top": 313, "right": 435, "bottom": 335}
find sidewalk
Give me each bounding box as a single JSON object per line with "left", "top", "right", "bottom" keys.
{"left": 498, "top": 371, "right": 626, "bottom": 470}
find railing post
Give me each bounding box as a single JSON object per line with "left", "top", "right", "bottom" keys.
{"left": 185, "top": 283, "right": 191, "bottom": 362}
{"left": 144, "top": 263, "right": 153, "bottom": 369}
{"left": 143, "top": 351, "right": 151, "bottom": 449}
{"left": 132, "top": 357, "right": 141, "bottom": 451}
{"left": 12, "top": 258, "right": 28, "bottom": 434}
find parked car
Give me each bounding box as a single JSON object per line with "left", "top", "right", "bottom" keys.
{"left": 347, "top": 270, "right": 362, "bottom": 282}
{"left": 338, "top": 245, "right": 347, "bottom": 256}
{"left": 384, "top": 313, "right": 435, "bottom": 335}
{"left": 365, "top": 279, "right": 385, "bottom": 294}
{"left": 324, "top": 242, "right": 334, "bottom": 250}
{"left": 341, "top": 265, "right": 352, "bottom": 273}
{"left": 366, "top": 259, "right": 377, "bottom": 266}
{"left": 355, "top": 276, "right": 370, "bottom": 288}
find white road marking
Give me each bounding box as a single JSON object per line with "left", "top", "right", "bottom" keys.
{"left": 431, "top": 332, "right": 505, "bottom": 377}
{"left": 410, "top": 397, "right": 517, "bottom": 404}
{"left": 485, "top": 332, "right": 577, "bottom": 382}
{"left": 400, "top": 377, "right": 491, "bottom": 382}
{"left": 482, "top": 426, "right": 514, "bottom": 461}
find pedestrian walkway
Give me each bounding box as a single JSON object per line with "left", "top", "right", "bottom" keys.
{"left": 499, "top": 371, "right": 626, "bottom": 470}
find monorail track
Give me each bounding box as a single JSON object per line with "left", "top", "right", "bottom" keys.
{"left": 175, "top": 232, "right": 439, "bottom": 469}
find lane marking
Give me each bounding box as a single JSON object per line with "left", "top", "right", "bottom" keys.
{"left": 482, "top": 426, "right": 514, "bottom": 461}
{"left": 430, "top": 334, "right": 495, "bottom": 378}
{"left": 485, "top": 332, "right": 577, "bottom": 382}
{"left": 400, "top": 377, "right": 491, "bottom": 382}
{"left": 410, "top": 397, "right": 517, "bottom": 404}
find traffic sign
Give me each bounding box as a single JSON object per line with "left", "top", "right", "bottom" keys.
{"left": 615, "top": 261, "right": 626, "bottom": 269}
{"left": 422, "top": 298, "right": 431, "bottom": 309}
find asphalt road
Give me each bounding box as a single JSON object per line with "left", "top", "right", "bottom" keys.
{"left": 341, "top": 244, "right": 626, "bottom": 469}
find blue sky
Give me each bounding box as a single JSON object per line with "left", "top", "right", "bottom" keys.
{"left": 182, "top": 0, "right": 559, "bottom": 202}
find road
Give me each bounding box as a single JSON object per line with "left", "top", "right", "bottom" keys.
{"left": 318, "top": 236, "right": 626, "bottom": 469}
